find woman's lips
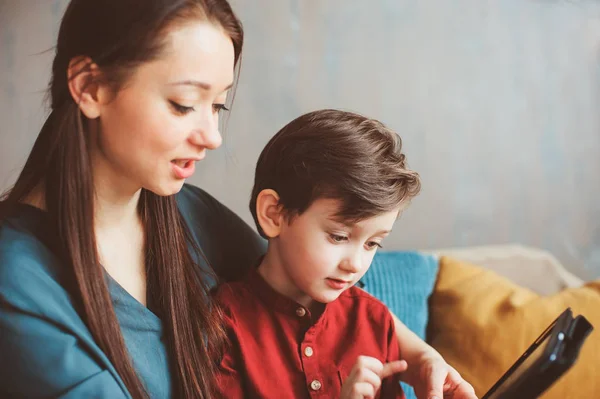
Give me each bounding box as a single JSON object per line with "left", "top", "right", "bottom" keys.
{"left": 171, "top": 159, "right": 196, "bottom": 179}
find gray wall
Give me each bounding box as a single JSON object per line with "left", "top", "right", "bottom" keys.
{"left": 1, "top": 0, "right": 599, "bottom": 278}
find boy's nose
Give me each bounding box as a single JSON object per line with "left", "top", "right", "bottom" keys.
{"left": 339, "top": 255, "right": 362, "bottom": 274}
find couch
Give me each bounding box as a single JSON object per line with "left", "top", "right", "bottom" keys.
{"left": 363, "top": 244, "right": 598, "bottom": 399}
{"left": 431, "top": 244, "right": 584, "bottom": 295}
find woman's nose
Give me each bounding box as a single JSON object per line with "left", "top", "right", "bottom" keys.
{"left": 189, "top": 112, "right": 222, "bottom": 150}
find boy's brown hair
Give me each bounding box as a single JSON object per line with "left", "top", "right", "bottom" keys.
{"left": 250, "top": 109, "right": 421, "bottom": 238}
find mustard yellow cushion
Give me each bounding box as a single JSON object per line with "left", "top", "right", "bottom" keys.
{"left": 427, "top": 256, "right": 600, "bottom": 398}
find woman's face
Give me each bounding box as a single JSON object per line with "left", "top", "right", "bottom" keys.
{"left": 92, "top": 21, "right": 235, "bottom": 197}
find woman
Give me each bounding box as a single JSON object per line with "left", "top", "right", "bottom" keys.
{"left": 0, "top": 0, "right": 476, "bottom": 398}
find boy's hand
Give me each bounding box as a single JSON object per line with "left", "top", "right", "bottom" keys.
{"left": 340, "top": 356, "right": 407, "bottom": 399}
{"left": 409, "top": 353, "right": 477, "bottom": 399}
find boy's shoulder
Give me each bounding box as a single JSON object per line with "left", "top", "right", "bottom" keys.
{"left": 212, "top": 278, "right": 275, "bottom": 331}
{"left": 339, "top": 285, "right": 389, "bottom": 304}
{"left": 212, "top": 279, "right": 258, "bottom": 312}
{"left": 335, "top": 286, "right": 393, "bottom": 321}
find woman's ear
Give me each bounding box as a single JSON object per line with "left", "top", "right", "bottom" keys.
{"left": 66, "top": 56, "right": 106, "bottom": 119}
{"left": 255, "top": 189, "right": 285, "bottom": 238}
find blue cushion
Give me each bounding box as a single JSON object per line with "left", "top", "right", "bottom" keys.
{"left": 360, "top": 251, "right": 439, "bottom": 399}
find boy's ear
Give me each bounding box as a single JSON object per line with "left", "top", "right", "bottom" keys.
{"left": 255, "top": 189, "right": 285, "bottom": 238}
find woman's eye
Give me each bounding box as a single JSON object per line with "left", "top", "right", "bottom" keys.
{"left": 169, "top": 101, "right": 195, "bottom": 115}
{"left": 213, "top": 103, "right": 230, "bottom": 113}
{"left": 329, "top": 234, "right": 348, "bottom": 243}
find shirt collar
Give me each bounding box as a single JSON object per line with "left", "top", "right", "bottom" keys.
{"left": 244, "top": 265, "right": 331, "bottom": 323}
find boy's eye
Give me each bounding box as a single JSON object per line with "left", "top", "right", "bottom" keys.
{"left": 366, "top": 241, "right": 383, "bottom": 250}
{"left": 329, "top": 234, "right": 348, "bottom": 243}
{"left": 169, "top": 100, "right": 195, "bottom": 115}
{"left": 213, "top": 103, "right": 230, "bottom": 113}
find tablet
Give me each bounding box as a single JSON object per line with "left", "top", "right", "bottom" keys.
{"left": 481, "top": 308, "right": 593, "bottom": 399}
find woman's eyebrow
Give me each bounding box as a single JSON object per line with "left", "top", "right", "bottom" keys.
{"left": 168, "top": 80, "right": 233, "bottom": 92}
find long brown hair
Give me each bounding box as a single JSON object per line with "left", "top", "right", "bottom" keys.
{"left": 0, "top": 1, "right": 243, "bottom": 398}
{"left": 250, "top": 109, "right": 421, "bottom": 237}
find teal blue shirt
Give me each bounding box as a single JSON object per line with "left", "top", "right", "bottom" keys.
{"left": 0, "top": 184, "right": 267, "bottom": 398}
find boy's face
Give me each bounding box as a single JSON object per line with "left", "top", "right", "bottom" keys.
{"left": 274, "top": 198, "right": 400, "bottom": 308}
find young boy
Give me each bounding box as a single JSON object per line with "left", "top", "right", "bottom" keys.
{"left": 214, "top": 109, "right": 421, "bottom": 398}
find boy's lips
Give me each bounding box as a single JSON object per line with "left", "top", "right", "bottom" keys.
{"left": 328, "top": 277, "right": 351, "bottom": 283}
{"left": 325, "top": 278, "right": 350, "bottom": 290}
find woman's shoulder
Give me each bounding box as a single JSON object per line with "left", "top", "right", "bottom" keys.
{"left": 177, "top": 183, "right": 222, "bottom": 213}
{"left": 175, "top": 183, "right": 227, "bottom": 249}
{"left": 0, "top": 207, "right": 129, "bottom": 398}
{"left": 0, "top": 205, "right": 72, "bottom": 317}
{"left": 176, "top": 184, "right": 231, "bottom": 234}
{"left": 0, "top": 206, "right": 59, "bottom": 276}
{"left": 175, "top": 184, "right": 267, "bottom": 282}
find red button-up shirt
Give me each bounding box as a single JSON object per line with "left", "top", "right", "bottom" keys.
{"left": 213, "top": 270, "right": 404, "bottom": 398}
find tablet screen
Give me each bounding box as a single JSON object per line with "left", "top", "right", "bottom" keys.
{"left": 482, "top": 319, "right": 556, "bottom": 399}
